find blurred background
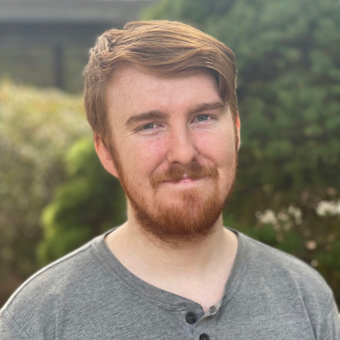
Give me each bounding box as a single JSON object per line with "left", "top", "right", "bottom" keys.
{"left": 0, "top": 0, "right": 339, "bottom": 309}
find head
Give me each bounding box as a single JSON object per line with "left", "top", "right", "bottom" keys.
{"left": 84, "top": 20, "right": 240, "bottom": 245}
{"left": 84, "top": 20, "right": 239, "bottom": 147}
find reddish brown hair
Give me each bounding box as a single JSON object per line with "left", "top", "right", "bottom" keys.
{"left": 84, "top": 20, "right": 238, "bottom": 144}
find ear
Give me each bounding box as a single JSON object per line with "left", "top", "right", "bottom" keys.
{"left": 236, "top": 116, "right": 241, "bottom": 151}
{"left": 94, "top": 134, "right": 119, "bottom": 178}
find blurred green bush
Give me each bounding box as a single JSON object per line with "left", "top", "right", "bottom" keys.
{"left": 38, "top": 138, "right": 126, "bottom": 265}
{"left": 0, "top": 80, "right": 89, "bottom": 305}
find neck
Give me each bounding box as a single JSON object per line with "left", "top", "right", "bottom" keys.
{"left": 138, "top": 216, "right": 225, "bottom": 263}
{"left": 105, "top": 215, "right": 238, "bottom": 310}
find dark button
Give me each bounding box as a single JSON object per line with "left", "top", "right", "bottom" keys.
{"left": 208, "top": 305, "right": 217, "bottom": 315}
{"left": 185, "top": 311, "right": 197, "bottom": 324}
{"left": 199, "top": 334, "right": 209, "bottom": 340}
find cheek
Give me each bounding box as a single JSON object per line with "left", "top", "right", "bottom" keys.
{"left": 124, "top": 138, "right": 167, "bottom": 175}
{"left": 198, "top": 129, "right": 235, "bottom": 165}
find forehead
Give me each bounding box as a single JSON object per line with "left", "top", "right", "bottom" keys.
{"left": 105, "top": 65, "right": 221, "bottom": 118}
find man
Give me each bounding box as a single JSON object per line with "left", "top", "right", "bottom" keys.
{"left": 0, "top": 20, "right": 339, "bottom": 340}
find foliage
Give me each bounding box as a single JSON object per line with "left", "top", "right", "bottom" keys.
{"left": 38, "top": 138, "right": 126, "bottom": 265}
{"left": 0, "top": 80, "right": 89, "bottom": 305}
{"left": 145, "top": 0, "right": 340, "bottom": 306}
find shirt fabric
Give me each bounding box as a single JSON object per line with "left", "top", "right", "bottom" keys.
{"left": 1, "top": 228, "right": 339, "bottom": 340}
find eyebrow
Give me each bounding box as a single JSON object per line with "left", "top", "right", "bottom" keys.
{"left": 125, "top": 110, "right": 170, "bottom": 127}
{"left": 188, "top": 101, "right": 227, "bottom": 116}
{"left": 124, "top": 101, "right": 226, "bottom": 127}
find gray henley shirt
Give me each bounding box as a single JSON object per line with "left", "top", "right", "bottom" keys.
{"left": 1, "top": 229, "right": 339, "bottom": 339}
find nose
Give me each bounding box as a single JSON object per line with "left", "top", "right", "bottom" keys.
{"left": 166, "top": 127, "right": 198, "bottom": 165}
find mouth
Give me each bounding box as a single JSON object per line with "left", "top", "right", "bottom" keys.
{"left": 164, "top": 176, "right": 205, "bottom": 185}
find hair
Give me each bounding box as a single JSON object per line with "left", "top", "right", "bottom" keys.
{"left": 84, "top": 20, "right": 238, "bottom": 145}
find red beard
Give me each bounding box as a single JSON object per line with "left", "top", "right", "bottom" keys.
{"left": 111, "top": 147, "right": 237, "bottom": 245}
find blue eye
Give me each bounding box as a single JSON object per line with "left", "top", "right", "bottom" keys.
{"left": 197, "top": 114, "right": 209, "bottom": 121}
{"left": 143, "top": 123, "right": 155, "bottom": 130}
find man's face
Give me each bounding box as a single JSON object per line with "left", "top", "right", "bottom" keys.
{"left": 100, "top": 66, "right": 239, "bottom": 244}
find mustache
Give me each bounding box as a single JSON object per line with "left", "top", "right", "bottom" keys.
{"left": 150, "top": 162, "right": 218, "bottom": 189}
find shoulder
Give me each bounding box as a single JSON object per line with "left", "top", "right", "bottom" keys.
{"left": 0, "top": 237, "right": 103, "bottom": 335}
{"left": 242, "top": 233, "right": 327, "bottom": 282}
{"left": 239, "top": 232, "right": 336, "bottom": 315}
